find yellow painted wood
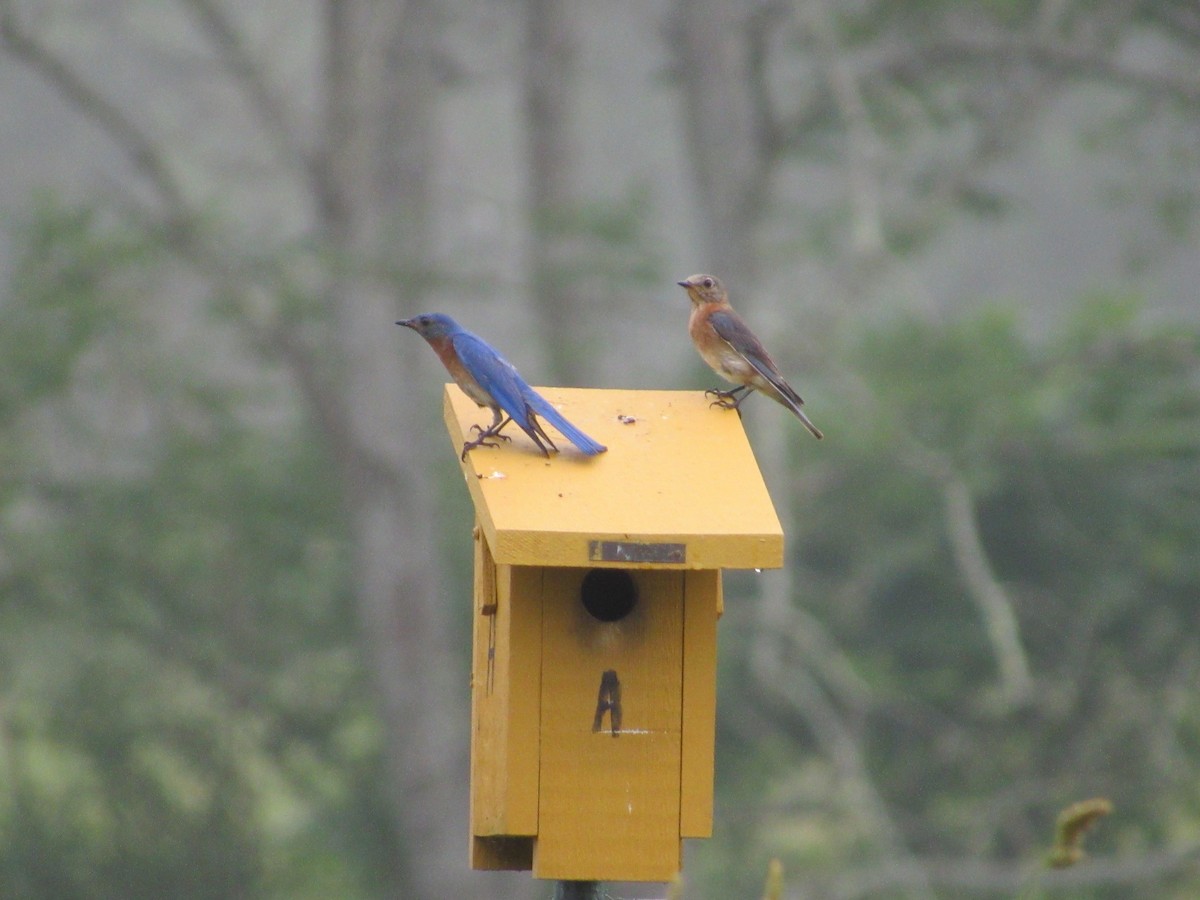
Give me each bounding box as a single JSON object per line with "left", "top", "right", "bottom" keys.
{"left": 469, "top": 529, "right": 541, "bottom": 848}
{"left": 680, "top": 569, "right": 719, "bottom": 838}
{"left": 443, "top": 385, "right": 784, "bottom": 571}
{"left": 534, "top": 568, "right": 684, "bottom": 882}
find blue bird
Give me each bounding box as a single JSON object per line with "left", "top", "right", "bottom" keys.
{"left": 397, "top": 313, "right": 607, "bottom": 462}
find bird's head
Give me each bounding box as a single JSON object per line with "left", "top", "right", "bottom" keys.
{"left": 396, "top": 313, "right": 458, "bottom": 340}
{"left": 677, "top": 274, "right": 726, "bottom": 306}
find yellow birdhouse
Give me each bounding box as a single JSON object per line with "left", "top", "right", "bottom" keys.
{"left": 442, "top": 384, "right": 783, "bottom": 884}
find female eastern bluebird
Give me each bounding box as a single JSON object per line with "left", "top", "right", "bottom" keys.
{"left": 678, "top": 274, "right": 823, "bottom": 440}
{"left": 398, "top": 313, "right": 607, "bottom": 461}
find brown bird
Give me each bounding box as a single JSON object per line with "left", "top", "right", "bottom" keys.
{"left": 678, "top": 274, "right": 823, "bottom": 439}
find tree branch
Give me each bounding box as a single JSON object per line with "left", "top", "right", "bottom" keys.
{"left": 180, "top": 0, "right": 322, "bottom": 190}
{"left": 901, "top": 435, "right": 1034, "bottom": 707}
{"left": 1148, "top": 3, "right": 1200, "bottom": 47}
{"left": 0, "top": 0, "right": 191, "bottom": 229}
{"left": 939, "top": 471, "right": 1034, "bottom": 706}
{"left": 878, "top": 35, "right": 1200, "bottom": 108}
{"left": 750, "top": 585, "right": 935, "bottom": 899}
{"left": 799, "top": 0, "right": 887, "bottom": 261}
{"left": 0, "top": 0, "right": 361, "bottom": 499}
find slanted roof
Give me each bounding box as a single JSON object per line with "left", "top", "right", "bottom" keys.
{"left": 442, "top": 385, "right": 784, "bottom": 570}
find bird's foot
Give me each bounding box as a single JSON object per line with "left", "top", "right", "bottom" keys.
{"left": 470, "top": 423, "right": 511, "bottom": 442}
{"left": 705, "top": 387, "right": 744, "bottom": 409}
{"left": 460, "top": 437, "right": 503, "bottom": 462}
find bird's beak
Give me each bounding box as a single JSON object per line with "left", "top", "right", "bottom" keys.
{"left": 676, "top": 280, "right": 691, "bottom": 289}
{"left": 396, "top": 318, "right": 414, "bottom": 329}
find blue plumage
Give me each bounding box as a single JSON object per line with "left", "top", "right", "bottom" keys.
{"left": 398, "top": 313, "right": 607, "bottom": 461}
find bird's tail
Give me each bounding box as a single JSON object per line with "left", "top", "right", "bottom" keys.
{"left": 524, "top": 392, "right": 607, "bottom": 456}
{"left": 792, "top": 407, "right": 824, "bottom": 440}
{"left": 764, "top": 383, "right": 824, "bottom": 439}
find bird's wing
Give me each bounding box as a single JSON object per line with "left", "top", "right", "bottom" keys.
{"left": 452, "top": 332, "right": 536, "bottom": 428}
{"left": 707, "top": 309, "right": 806, "bottom": 407}
{"left": 452, "top": 331, "right": 606, "bottom": 456}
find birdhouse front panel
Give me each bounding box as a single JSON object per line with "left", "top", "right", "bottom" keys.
{"left": 535, "top": 567, "right": 684, "bottom": 882}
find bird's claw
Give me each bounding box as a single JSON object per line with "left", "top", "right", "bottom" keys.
{"left": 460, "top": 437, "right": 503, "bottom": 462}
{"left": 470, "top": 424, "right": 511, "bottom": 442}
{"left": 705, "top": 387, "right": 743, "bottom": 408}
{"left": 708, "top": 392, "right": 742, "bottom": 410}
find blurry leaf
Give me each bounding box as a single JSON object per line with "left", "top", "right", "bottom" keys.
{"left": 1047, "top": 797, "right": 1113, "bottom": 868}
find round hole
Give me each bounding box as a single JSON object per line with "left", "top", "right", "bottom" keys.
{"left": 580, "top": 569, "right": 637, "bottom": 622}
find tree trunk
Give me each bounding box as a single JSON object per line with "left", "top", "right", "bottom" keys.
{"left": 522, "top": 0, "right": 589, "bottom": 383}
{"left": 670, "top": 0, "right": 770, "bottom": 288}
{"left": 670, "top": 7, "right": 932, "bottom": 895}
{"left": 321, "top": 2, "right": 472, "bottom": 896}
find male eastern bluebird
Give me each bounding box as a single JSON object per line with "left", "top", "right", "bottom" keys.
{"left": 397, "top": 313, "right": 607, "bottom": 461}
{"left": 677, "top": 274, "right": 823, "bottom": 440}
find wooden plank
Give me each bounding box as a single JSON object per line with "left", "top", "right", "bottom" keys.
{"left": 501, "top": 565, "right": 542, "bottom": 832}
{"left": 534, "top": 568, "right": 684, "bottom": 882}
{"left": 470, "top": 529, "right": 541, "bottom": 849}
{"left": 680, "top": 570, "right": 719, "bottom": 838}
{"left": 443, "top": 385, "right": 784, "bottom": 571}
{"left": 469, "top": 525, "right": 495, "bottom": 841}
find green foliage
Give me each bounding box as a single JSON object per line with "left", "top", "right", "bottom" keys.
{"left": 0, "top": 203, "right": 381, "bottom": 899}
{"left": 700, "top": 299, "right": 1200, "bottom": 898}
{"left": 0, "top": 198, "right": 146, "bottom": 426}
{"left": 857, "top": 307, "right": 1039, "bottom": 455}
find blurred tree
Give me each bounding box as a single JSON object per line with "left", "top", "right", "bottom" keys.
{"left": 4, "top": 1, "right": 1200, "bottom": 899}
{"left": 696, "top": 299, "right": 1200, "bottom": 899}
{"left": 670, "top": 0, "right": 1200, "bottom": 309}
{"left": 522, "top": 0, "right": 662, "bottom": 384}
{"left": 319, "top": 3, "right": 469, "bottom": 896}
{"left": 668, "top": 0, "right": 773, "bottom": 289}
{"left": 667, "top": 3, "right": 1200, "bottom": 897}
{"left": 0, "top": 0, "right": 488, "bottom": 897}
{"left": 0, "top": 200, "right": 383, "bottom": 898}
{"left": 522, "top": 0, "right": 585, "bottom": 382}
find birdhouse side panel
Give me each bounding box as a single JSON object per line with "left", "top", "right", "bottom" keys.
{"left": 680, "top": 569, "right": 720, "bottom": 838}
{"left": 470, "top": 532, "right": 541, "bottom": 840}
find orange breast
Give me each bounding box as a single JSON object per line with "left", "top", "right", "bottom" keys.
{"left": 689, "top": 307, "right": 751, "bottom": 384}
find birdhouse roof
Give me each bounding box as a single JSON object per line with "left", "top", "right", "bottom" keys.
{"left": 442, "top": 385, "right": 784, "bottom": 569}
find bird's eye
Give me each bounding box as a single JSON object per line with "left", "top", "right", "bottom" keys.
{"left": 702, "top": 278, "right": 714, "bottom": 289}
